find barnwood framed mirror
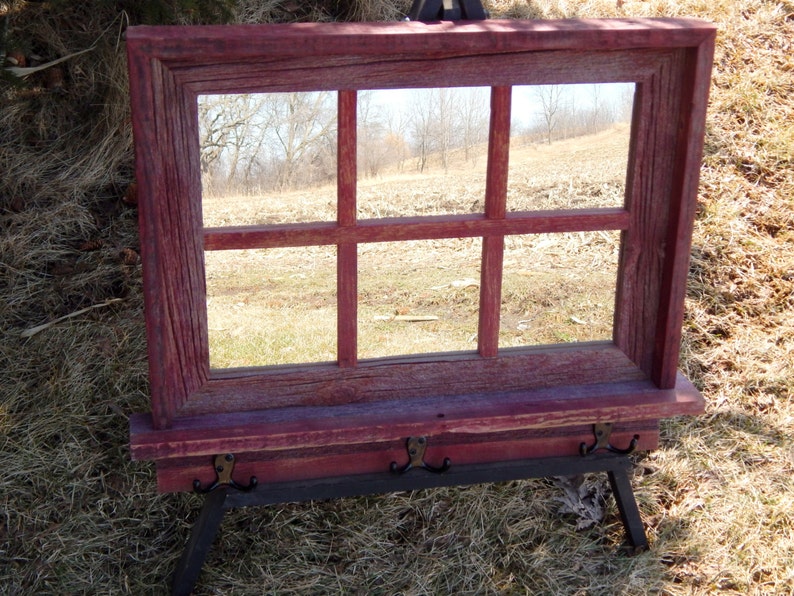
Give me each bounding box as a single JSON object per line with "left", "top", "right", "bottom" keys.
{"left": 126, "top": 16, "right": 714, "bottom": 584}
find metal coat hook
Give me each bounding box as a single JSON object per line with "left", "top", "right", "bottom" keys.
{"left": 193, "top": 453, "right": 258, "bottom": 494}
{"left": 580, "top": 423, "right": 639, "bottom": 456}
{"left": 391, "top": 436, "right": 451, "bottom": 475}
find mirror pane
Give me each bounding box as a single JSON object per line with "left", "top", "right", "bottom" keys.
{"left": 357, "top": 238, "right": 482, "bottom": 359}
{"left": 205, "top": 246, "right": 337, "bottom": 369}
{"left": 499, "top": 231, "right": 620, "bottom": 348}
{"left": 356, "top": 88, "right": 490, "bottom": 218}
{"left": 198, "top": 92, "right": 338, "bottom": 226}
{"left": 508, "top": 83, "right": 634, "bottom": 211}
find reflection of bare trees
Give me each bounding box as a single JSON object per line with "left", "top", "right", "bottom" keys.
{"left": 199, "top": 85, "right": 632, "bottom": 195}
{"left": 525, "top": 84, "right": 633, "bottom": 145}
{"left": 270, "top": 93, "right": 336, "bottom": 190}
{"left": 199, "top": 92, "right": 336, "bottom": 195}
{"left": 358, "top": 91, "right": 410, "bottom": 177}
{"left": 407, "top": 88, "right": 489, "bottom": 173}
{"left": 200, "top": 88, "right": 490, "bottom": 190}
{"left": 199, "top": 94, "right": 266, "bottom": 178}
{"left": 536, "top": 85, "right": 563, "bottom": 145}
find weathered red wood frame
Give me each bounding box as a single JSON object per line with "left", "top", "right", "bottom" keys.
{"left": 127, "top": 18, "right": 715, "bottom": 492}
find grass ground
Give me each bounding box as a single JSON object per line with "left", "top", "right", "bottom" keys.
{"left": 1, "top": 0, "right": 792, "bottom": 594}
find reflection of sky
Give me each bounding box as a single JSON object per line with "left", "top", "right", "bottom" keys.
{"left": 365, "top": 83, "right": 634, "bottom": 130}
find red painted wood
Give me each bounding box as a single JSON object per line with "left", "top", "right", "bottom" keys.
{"left": 484, "top": 87, "right": 511, "bottom": 221}
{"left": 128, "top": 52, "right": 208, "bottom": 429}
{"left": 192, "top": 342, "right": 647, "bottom": 413}
{"left": 478, "top": 237, "right": 504, "bottom": 358}
{"left": 204, "top": 209, "right": 630, "bottom": 250}
{"left": 337, "top": 90, "right": 357, "bottom": 226}
{"left": 126, "top": 19, "right": 716, "bottom": 62}
{"left": 613, "top": 58, "right": 675, "bottom": 378}
{"left": 478, "top": 86, "right": 511, "bottom": 357}
{"left": 174, "top": 49, "right": 664, "bottom": 97}
{"left": 337, "top": 245, "right": 357, "bottom": 368}
{"left": 337, "top": 90, "right": 357, "bottom": 368}
{"left": 129, "top": 374, "right": 699, "bottom": 464}
{"left": 154, "top": 421, "right": 660, "bottom": 492}
{"left": 610, "top": 35, "right": 716, "bottom": 387}
{"left": 651, "top": 41, "right": 716, "bottom": 388}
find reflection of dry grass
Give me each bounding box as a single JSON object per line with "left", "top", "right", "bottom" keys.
{"left": 207, "top": 229, "right": 621, "bottom": 367}
{"left": 202, "top": 123, "right": 630, "bottom": 226}
{"left": 2, "top": 0, "right": 793, "bottom": 594}
{"left": 205, "top": 126, "right": 627, "bottom": 367}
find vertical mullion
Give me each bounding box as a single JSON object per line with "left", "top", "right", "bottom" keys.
{"left": 478, "top": 86, "right": 511, "bottom": 358}
{"left": 337, "top": 90, "right": 357, "bottom": 367}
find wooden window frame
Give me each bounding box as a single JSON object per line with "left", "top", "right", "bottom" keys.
{"left": 127, "top": 18, "right": 715, "bottom": 492}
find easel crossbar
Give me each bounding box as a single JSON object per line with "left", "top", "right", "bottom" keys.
{"left": 172, "top": 454, "right": 647, "bottom": 595}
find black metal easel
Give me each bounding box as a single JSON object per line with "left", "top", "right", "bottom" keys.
{"left": 406, "top": 0, "right": 488, "bottom": 21}
{"left": 172, "top": 448, "right": 647, "bottom": 596}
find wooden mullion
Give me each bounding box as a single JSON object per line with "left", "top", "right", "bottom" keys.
{"left": 204, "top": 209, "right": 630, "bottom": 250}
{"left": 337, "top": 90, "right": 358, "bottom": 367}
{"left": 478, "top": 86, "right": 511, "bottom": 357}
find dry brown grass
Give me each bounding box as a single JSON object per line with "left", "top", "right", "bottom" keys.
{"left": 1, "top": 0, "right": 793, "bottom": 594}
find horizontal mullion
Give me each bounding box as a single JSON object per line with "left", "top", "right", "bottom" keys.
{"left": 204, "top": 208, "right": 629, "bottom": 250}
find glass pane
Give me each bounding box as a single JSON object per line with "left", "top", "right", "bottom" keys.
{"left": 358, "top": 238, "right": 482, "bottom": 359}
{"left": 357, "top": 88, "right": 490, "bottom": 219}
{"left": 508, "top": 83, "right": 634, "bottom": 211}
{"left": 499, "top": 231, "right": 619, "bottom": 348}
{"left": 205, "top": 247, "right": 337, "bottom": 368}
{"left": 198, "top": 92, "right": 337, "bottom": 226}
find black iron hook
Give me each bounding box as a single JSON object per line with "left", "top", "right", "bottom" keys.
{"left": 580, "top": 423, "right": 639, "bottom": 457}
{"left": 193, "top": 453, "right": 258, "bottom": 494}
{"left": 390, "top": 436, "right": 451, "bottom": 475}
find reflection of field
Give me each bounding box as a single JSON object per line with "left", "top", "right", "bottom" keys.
{"left": 204, "top": 125, "right": 629, "bottom": 368}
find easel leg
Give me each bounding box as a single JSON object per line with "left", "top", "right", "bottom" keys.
{"left": 607, "top": 467, "right": 649, "bottom": 552}
{"left": 171, "top": 487, "right": 229, "bottom": 596}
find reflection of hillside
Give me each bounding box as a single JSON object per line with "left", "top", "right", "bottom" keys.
{"left": 202, "top": 123, "right": 630, "bottom": 227}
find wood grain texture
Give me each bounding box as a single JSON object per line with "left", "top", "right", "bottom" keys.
{"left": 651, "top": 39, "right": 716, "bottom": 388}
{"left": 613, "top": 53, "right": 683, "bottom": 378}
{"left": 126, "top": 19, "right": 717, "bottom": 62}
{"left": 177, "top": 49, "right": 663, "bottom": 96}
{"left": 478, "top": 86, "right": 511, "bottom": 357}
{"left": 191, "top": 342, "right": 647, "bottom": 413}
{"left": 129, "top": 373, "right": 701, "bottom": 465}
{"left": 613, "top": 29, "right": 716, "bottom": 388}
{"left": 128, "top": 58, "right": 208, "bottom": 429}
{"left": 337, "top": 90, "right": 357, "bottom": 368}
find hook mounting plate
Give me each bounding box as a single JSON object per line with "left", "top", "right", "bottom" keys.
{"left": 193, "top": 453, "right": 258, "bottom": 494}
{"left": 580, "top": 423, "right": 639, "bottom": 456}
{"left": 391, "top": 436, "right": 451, "bottom": 475}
